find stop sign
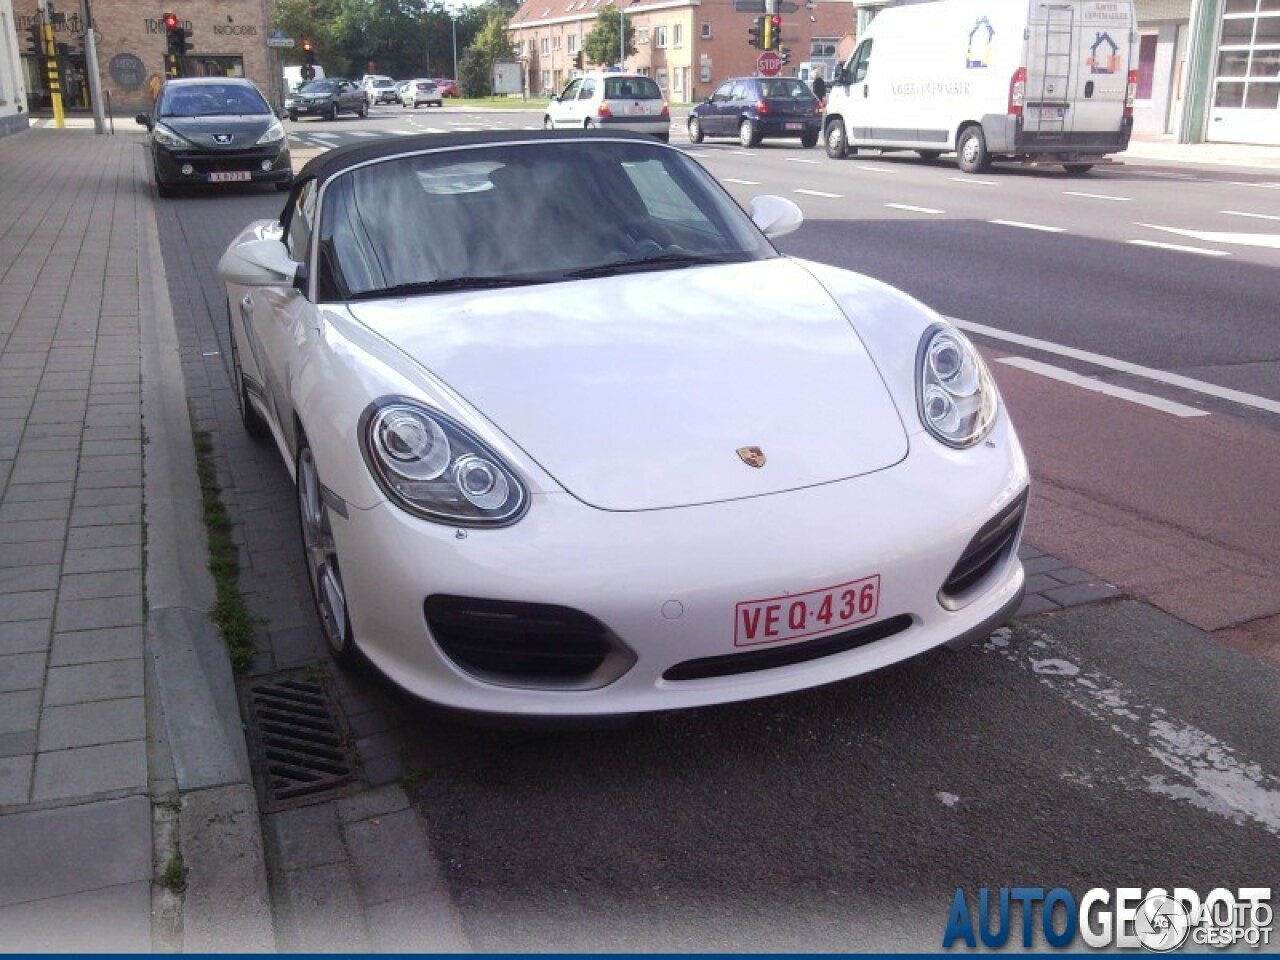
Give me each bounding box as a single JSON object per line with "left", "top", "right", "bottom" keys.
{"left": 757, "top": 51, "right": 782, "bottom": 76}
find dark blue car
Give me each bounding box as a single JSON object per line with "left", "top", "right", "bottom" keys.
{"left": 688, "top": 76, "right": 822, "bottom": 148}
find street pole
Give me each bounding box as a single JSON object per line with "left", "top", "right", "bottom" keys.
{"left": 451, "top": 14, "right": 458, "bottom": 79}
{"left": 80, "top": 0, "right": 105, "bottom": 133}
{"left": 619, "top": 5, "right": 624, "bottom": 66}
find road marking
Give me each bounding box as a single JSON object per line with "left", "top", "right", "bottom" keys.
{"left": 951, "top": 318, "right": 1280, "bottom": 416}
{"left": 1128, "top": 239, "right": 1232, "bottom": 256}
{"left": 389, "top": 129, "right": 420, "bottom": 136}
{"left": 683, "top": 151, "right": 712, "bottom": 158}
{"left": 722, "top": 178, "right": 761, "bottom": 185}
{"left": 306, "top": 132, "right": 340, "bottom": 140}
{"left": 1139, "top": 171, "right": 1200, "bottom": 180}
{"left": 948, "top": 177, "right": 998, "bottom": 186}
{"left": 1136, "top": 222, "right": 1280, "bottom": 250}
{"left": 1227, "top": 181, "right": 1280, "bottom": 190}
{"left": 793, "top": 188, "right": 843, "bottom": 198}
{"left": 997, "top": 357, "right": 1209, "bottom": 417}
{"left": 856, "top": 165, "right": 899, "bottom": 174}
{"left": 885, "top": 203, "right": 944, "bottom": 214}
{"left": 786, "top": 157, "right": 821, "bottom": 164}
{"left": 1064, "top": 191, "right": 1132, "bottom": 201}
{"left": 990, "top": 219, "right": 1066, "bottom": 233}
{"left": 730, "top": 150, "right": 755, "bottom": 156}
{"left": 1222, "top": 210, "right": 1280, "bottom": 221}
{"left": 347, "top": 131, "right": 380, "bottom": 138}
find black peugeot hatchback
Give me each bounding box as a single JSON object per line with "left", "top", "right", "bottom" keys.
{"left": 136, "top": 77, "right": 293, "bottom": 198}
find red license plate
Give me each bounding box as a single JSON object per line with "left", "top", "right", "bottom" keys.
{"left": 735, "top": 575, "right": 881, "bottom": 647}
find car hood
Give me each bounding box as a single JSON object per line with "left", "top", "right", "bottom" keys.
{"left": 157, "top": 114, "right": 278, "bottom": 149}
{"left": 345, "top": 259, "right": 909, "bottom": 511}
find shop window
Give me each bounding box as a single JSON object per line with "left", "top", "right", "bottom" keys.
{"left": 1214, "top": 80, "right": 1246, "bottom": 106}
{"left": 1245, "top": 80, "right": 1279, "bottom": 106}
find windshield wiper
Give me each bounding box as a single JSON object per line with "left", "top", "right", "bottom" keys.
{"left": 348, "top": 275, "right": 554, "bottom": 300}
{"left": 565, "top": 252, "right": 734, "bottom": 280}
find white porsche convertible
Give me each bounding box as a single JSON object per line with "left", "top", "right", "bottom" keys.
{"left": 217, "top": 130, "right": 1029, "bottom": 716}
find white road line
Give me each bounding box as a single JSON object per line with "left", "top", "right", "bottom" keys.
{"left": 1141, "top": 171, "right": 1200, "bottom": 180}
{"left": 948, "top": 176, "right": 998, "bottom": 186}
{"left": 856, "top": 165, "right": 899, "bottom": 174}
{"left": 1227, "top": 181, "right": 1280, "bottom": 190}
{"left": 786, "top": 157, "right": 821, "bottom": 164}
{"left": 951, "top": 317, "right": 1280, "bottom": 416}
{"left": 885, "top": 203, "right": 944, "bottom": 214}
{"left": 1064, "top": 191, "right": 1132, "bottom": 201}
{"left": 683, "top": 151, "right": 712, "bottom": 158}
{"left": 1222, "top": 210, "right": 1280, "bottom": 221}
{"left": 730, "top": 150, "right": 754, "bottom": 156}
{"left": 793, "top": 188, "right": 843, "bottom": 198}
{"left": 306, "top": 132, "right": 340, "bottom": 140}
{"left": 990, "top": 219, "right": 1066, "bottom": 233}
{"left": 997, "top": 357, "right": 1209, "bottom": 417}
{"left": 722, "top": 178, "right": 761, "bottom": 185}
{"left": 347, "top": 131, "right": 380, "bottom": 138}
{"left": 1136, "top": 222, "right": 1280, "bottom": 250}
{"left": 1128, "top": 239, "right": 1231, "bottom": 256}
{"left": 389, "top": 129, "right": 420, "bottom": 136}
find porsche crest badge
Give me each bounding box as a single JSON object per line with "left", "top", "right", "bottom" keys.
{"left": 736, "top": 446, "right": 766, "bottom": 468}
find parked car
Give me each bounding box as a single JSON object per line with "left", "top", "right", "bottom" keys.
{"left": 544, "top": 72, "right": 670, "bottom": 142}
{"left": 216, "top": 129, "right": 1028, "bottom": 717}
{"left": 285, "top": 78, "right": 367, "bottom": 121}
{"left": 400, "top": 78, "right": 443, "bottom": 108}
{"left": 688, "top": 76, "right": 823, "bottom": 148}
{"left": 365, "top": 77, "right": 399, "bottom": 105}
{"left": 135, "top": 77, "right": 292, "bottom": 198}
{"left": 432, "top": 78, "right": 459, "bottom": 98}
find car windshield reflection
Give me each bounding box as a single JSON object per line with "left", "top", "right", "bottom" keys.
{"left": 161, "top": 85, "right": 272, "bottom": 117}
{"left": 316, "top": 140, "right": 775, "bottom": 302}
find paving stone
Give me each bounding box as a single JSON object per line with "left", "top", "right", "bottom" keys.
{"left": 31, "top": 739, "right": 148, "bottom": 801}
{"left": 0, "top": 541, "right": 63, "bottom": 567}
{"left": 38, "top": 697, "right": 146, "bottom": 751}
{"left": 1023, "top": 573, "right": 1067, "bottom": 595}
{"left": 0, "top": 653, "right": 45, "bottom": 694}
{"left": 0, "top": 689, "right": 41, "bottom": 737}
{"left": 345, "top": 808, "right": 441, "bottom": 908}
{"left": 0, "top": 564, "right": 61, "bottom": 595}
{"left": 1021, "top": 554, "right": 1070, "bottom": 576}
{"left": 65, "top": 524, "right": 142, "bottom": 550}
{"left": 0, "top": 755, "right": 33, "bottom": 805}
{"left": 336, "top": 785, "right": 411, "bottom": 824}
{"left": 0, "top": 518, "right": 67, "bottom": 544}
{"left": 273, "top": 861, "right": 370, "bottom": 953}
{"left": 54, "top": 595, "right": 143, "bottom": 633}
{"left": 0, "top": 730, "right": 37, "bottom": 758}
{"left": 1044, "top": 566, "right": 1100, "bottom": 586}
{"left": 365, "top": 893, "right": 470, "bottom": 952}
{"left": 0, "top": 499, "right": 71, "bottom": 523}
{"left": 44, "top": 658, "right": 143, "bottom": 706}
{"left": 263, "top": 803, "right": 348, "bottom": 872}
{"left": 1044, "top": 581, "right": 1123, "bottom": 608}
{"left": 57, "top": 569, "right": 143, "bottom": 603}
{"left": 0, "top": 591, "right": 57, "bottom": 623}
{"left": 72, "top": 486, "right": 141, "bottom": 508}
{"left": 1016, "top": 594, "right": 1062, "bottom": 618}
{"left": 0, "top": 620, "right": 51, "bottom": 656}
{"left": 0, "top": 881, "right": 153, "bottom": 952}
{"left": 2, "top": 482, "right": 74, "bottom": 503}
{"left": 69, "top": 501, "right": 143, "bottom": 527}
{"left": 62, "top": 545, "right": 142, "bottom": 575}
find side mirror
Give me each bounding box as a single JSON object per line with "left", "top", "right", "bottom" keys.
{"left": 135, "top": 112, "right": 152, "bottom": 129}
{"left": 748, "top": 195, "right": 804, "bottom": 241}
{"left": 835, "top": 66, "right": 851, "bottom": 86}
{"left": 218, "top": 237, "right": 302, "bottom": 289}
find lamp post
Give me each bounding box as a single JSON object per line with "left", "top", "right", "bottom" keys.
{"left": 451, "top": 13, "right": 458, "bottom": 80}
{"left": 618, "top": 2, "right": 624, "bottom": 66}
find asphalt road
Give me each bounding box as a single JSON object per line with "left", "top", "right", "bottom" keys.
{"left": 152, "top": 119, "right": 1280, "bottom": 950}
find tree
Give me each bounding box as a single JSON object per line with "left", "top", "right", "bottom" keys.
{"left": 582, "top": 9, "right": 635, "bottom": 68}
{"left": 457, "top": 46, "right": 490, "bottom": 98}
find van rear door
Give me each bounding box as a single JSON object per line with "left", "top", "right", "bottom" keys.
{"left": 1025, "top": 0, "right": 1132, "bottom": 138}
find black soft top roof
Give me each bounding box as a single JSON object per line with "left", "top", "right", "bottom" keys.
{"left": 294, "top": 128, "right": 658, "bottom": 189}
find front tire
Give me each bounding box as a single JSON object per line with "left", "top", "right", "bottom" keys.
{"left": 297, "top": 441, "right": 358, "bottom": 667}
{"left": 288, "top": 110, "right": 298, "bottom": 122}
{"left": 543, "top": 115, "right": 554, "bottom": 129}
{"left": 328, "top": 101, "right": 339, "bottom": 122}
{"left": 824, "top": 118, "right": 847, "bottom": 159}
{"left": 358, "top": 100, "right": 368, "bottom": 118}
{"left": 739, "top": 118, "right": 761, "bottom": 148}
{"left": 957, "top": 125, "right": 991, "bottom": 173}
{"left": 688, "top": 116, "right": 705, "bottom": 143}
{"left": 1063, "top": 163, "right": 1094, "bottom": 175}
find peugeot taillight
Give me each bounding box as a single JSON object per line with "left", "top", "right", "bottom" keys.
{"left": 1008, "top": 66, "right": 1026, "bottom": 116}
{"left": 597, "top": 101, "right": 613, "bottom": 118}
{"left": 660, "top": 102, "right": 670, "bottom": 118}
{"left": 756, "top": 99, "right": 771, "bottom": 115}
{"left": 1124, "top": 69, "right": 1138, "bottom": 117}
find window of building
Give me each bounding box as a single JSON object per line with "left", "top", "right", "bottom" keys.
{"left": 810, "top": 37, "right": 839, "bottom": 59}
{"left": 568, "top": 34, "right": 578, "bottom": 53}
{"left": 673, "top": 24, "right": 683, "bottom": 47}
{"left": 655, "top": 25, "right": 668, "bottom": 48}
{"left": 637, "top": 27, "right": 649, "bottom": 44}
{"left": 1137, "top": 34, "right": 1158, "bottom": 99}
{"left": 553, "top": 35, "right": 561, "bottom": 50}
{"left": 701, "top": 22, "right": 712, "bottom": 40}
{"left": 541, "top": 37, "right": 550, "bottom": 54}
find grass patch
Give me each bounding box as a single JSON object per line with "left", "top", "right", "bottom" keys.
{"left": 161, "top": 853, "right": 188, "bottom": 894}
{"left": 194, "top": 431, "right": 258, "bottom": 675}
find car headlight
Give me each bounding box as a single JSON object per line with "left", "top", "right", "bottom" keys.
{"left": 152, "top": 123, "right": 194, "bottom": 150}
{"left": 359, "top": 398, "right": 528, "bottom": 527}
{"left": 916, "top": 324, "right": 998, "bottom": 448}
{"left": 256, "top": 119, "right": 285, "bottom": 145}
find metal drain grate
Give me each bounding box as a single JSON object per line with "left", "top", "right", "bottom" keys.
{"left": 242, "top": 673, "right": 358, "bottom": 812}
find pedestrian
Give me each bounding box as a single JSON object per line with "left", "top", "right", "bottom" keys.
{"left": 812, "top": 73, "right": 826, "bottom": 102}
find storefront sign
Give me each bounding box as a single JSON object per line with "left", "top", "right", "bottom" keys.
{"left": 108, "top": 53, "right": 146, "bottom": 89}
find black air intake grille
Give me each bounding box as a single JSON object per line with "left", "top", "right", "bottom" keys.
{"left": 941, "top": 490, "right": 1028, "bottom": 600}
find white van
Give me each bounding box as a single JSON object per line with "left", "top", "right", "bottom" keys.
{"left": 823, "top": 0, "right": 1137, "bottom": 174}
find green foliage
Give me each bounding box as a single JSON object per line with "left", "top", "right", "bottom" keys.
{"left": 457, "top": 46, "right": 491, "bottom": 97}
{"left": 583, "top": 9, "right": 636, "bottom": 68}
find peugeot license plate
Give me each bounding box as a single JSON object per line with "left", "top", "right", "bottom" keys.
{"left": 785, "top": 122, "right": 803, "bottom": 130}
{"left": 208, "top": 171, "right": 252, "bottom": 183}
{"left": 735, "top": 575, "right": 881, "bottom": 647}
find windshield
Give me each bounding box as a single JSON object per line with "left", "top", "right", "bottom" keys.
{"left": 160, "top": 84, "right": 271, "bottom": 117}
{"left": 298, "top": 80, "right": 337, "bottom": 94}
{"left": 315, "top": 140, "right": 775, "bottom": 301}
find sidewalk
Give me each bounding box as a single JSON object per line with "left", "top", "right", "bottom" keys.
{"left": 1, "top": 117, "right": 1275, "bottom": 951}
{"left": 0, "top": 126, "right": 273, "bottom": 949}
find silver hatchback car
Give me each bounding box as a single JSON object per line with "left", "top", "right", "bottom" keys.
{"left": 543, "top": 73, "right": 670, "bottom": 143}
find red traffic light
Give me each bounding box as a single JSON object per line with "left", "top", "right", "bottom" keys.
{"left": 163, "top": 12, "right": 178, "bottom": 30}
{"left": 302, "top": 38, "right": 313, "bottom": 52}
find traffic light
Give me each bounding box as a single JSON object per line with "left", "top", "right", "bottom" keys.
{"left": 25, "top": 20, "right": 43, "bottom": 56}
{"left": 780, "top": 47, "right": 792, "bottom": 66}
{"left": 768, "top": 15, "right": 782, "bottom": 50}
{"left": 163, "top": 12, "right": 186, "bottom": 55}
{"left": 748, "top": 15, "right": 764, "bottom": 49}
{"left": 761, "top": 15, "right": 773, "bottom": 50}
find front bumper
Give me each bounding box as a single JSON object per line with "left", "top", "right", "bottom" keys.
{"left": 329, "top": 418, "right": 1029, "bottom": 716}
{"left": 153, "top": 141, "right": 292, "bottom": 187}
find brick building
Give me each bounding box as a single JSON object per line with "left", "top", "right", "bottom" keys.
{"left": 507, "top": 0, "right": 856, "bottom": 103}
{"left": 8, "top": 0, "right": 280, "bottom": 119}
